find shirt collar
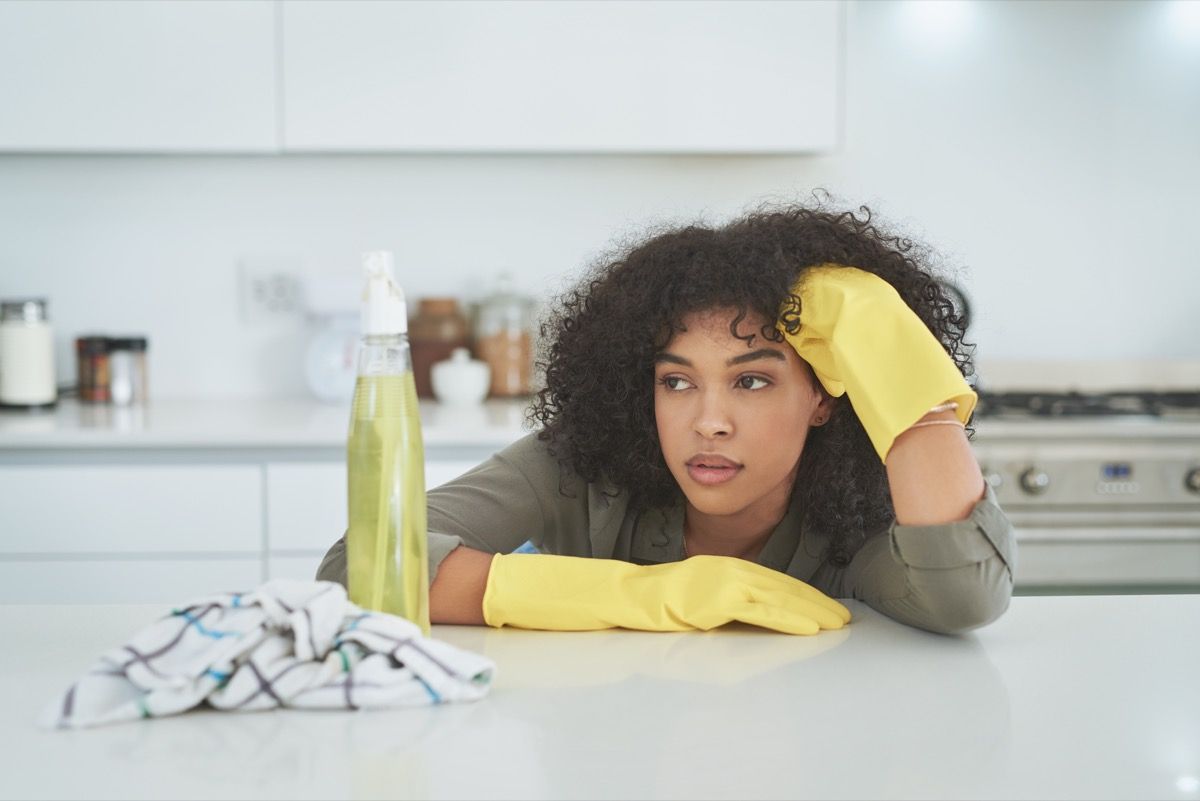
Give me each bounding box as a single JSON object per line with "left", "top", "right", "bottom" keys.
{"left": 630, "top": 488, "right": 812, "bottom": 575}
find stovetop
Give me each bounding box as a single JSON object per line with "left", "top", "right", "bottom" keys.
{"left": 974, "top": 390, "right": 1200, "bottom": 419}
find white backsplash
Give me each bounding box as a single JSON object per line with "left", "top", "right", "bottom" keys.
{"left": 0, "top": 1, "right": 1196, "bottom": 399}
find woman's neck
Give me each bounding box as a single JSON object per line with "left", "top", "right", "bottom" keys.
{"left": 682, "top": 482, "right": 793, "bottom": 561}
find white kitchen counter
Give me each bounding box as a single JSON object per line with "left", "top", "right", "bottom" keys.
{"left": 2, "top": 594, "right": 1197, "bottom": 800}
{"left": 0, "top": 398, "right": 533, "bottom": 450}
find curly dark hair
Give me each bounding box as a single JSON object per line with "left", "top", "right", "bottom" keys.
{"left": 527, "top": 192, "right": 976, "bottom": 568}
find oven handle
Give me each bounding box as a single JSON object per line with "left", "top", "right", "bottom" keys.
{"left": 1006, "top": 508, "right": 1200, "bottom": 527}
{"left": 1012, "top": 525, "right": 1200, "bottom": 543}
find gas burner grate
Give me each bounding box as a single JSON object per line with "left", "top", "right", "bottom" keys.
{"left": 974, "top": 390, "right": 1200, "bottom": 418}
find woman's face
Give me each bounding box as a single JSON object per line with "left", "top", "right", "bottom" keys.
{"left": 653, "top": 308, "right": 834, "bottom": 518}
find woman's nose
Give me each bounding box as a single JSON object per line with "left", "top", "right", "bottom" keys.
{"left": 693, "top": 391, "right": 733, "bottom": 439}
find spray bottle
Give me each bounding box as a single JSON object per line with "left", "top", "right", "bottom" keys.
{"left": 346, "top": 250, "right": 430, "bottom": 635}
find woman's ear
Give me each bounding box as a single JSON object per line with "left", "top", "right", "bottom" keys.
{"left": 808, "top": 380, "right": 837, "bottom": 427}
{"left": 797, "top": 356, "right": 836, "bottom": 427}
{"left": 810, "top": 396, "right": 836, "bottom": 427}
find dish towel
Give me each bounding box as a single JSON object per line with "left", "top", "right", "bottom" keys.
{"left": 40, "top": 579, "right": 496, "bottom": 729}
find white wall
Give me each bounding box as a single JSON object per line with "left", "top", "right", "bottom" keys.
{"left": 0, "top": 0, "right": 1196, "bottom": 399}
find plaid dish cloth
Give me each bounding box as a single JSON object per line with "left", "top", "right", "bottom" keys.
{"left": 40, "top": 579, "right": 495, "bottom": 729}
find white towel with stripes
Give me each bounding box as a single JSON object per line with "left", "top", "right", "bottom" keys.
{"left": 40, "top": 579, "right": 495, "bottom": 729}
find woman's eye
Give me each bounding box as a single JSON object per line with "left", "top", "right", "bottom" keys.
{"left": 658, "top": 376, "right": 693, "bottom": 391}
{"left": 737, "top": 375, "right": 770, "bottom": 390}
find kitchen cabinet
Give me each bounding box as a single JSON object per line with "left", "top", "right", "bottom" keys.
{"left": 0, "top": 0, "right": 277, "bottom": 152}
{"left": 264, "top": 458, "right": 484, "bottom": 580}
{"left": 0, "top": 399, "right": 529, "bottom": 602}
{"left": 0, "top": 0, "right": 841, "bottom": 154}
{"left": 0, "top": 560, "right": 263, "bottom": 605}
{"left": 0, "top": 465, "right": 262, "bottom": 554}
{"left": 0, "top": 464, "right": 263, "bottom": 604}
{"left": 280, "top": 0, "right": 840, "bottom": 153}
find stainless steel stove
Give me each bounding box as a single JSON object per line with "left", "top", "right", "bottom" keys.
{"left": 975, "top": 389, "right": 1200, "bottom": 419}
{"left": 970, "top": 390, "right": 1200, "bottom": 593}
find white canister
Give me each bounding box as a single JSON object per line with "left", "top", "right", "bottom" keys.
{"left": 431, "top": 347, "right": 491, "bottom": 406}
{"left": 0, "top": 299, "right": 57, "bottom": 408}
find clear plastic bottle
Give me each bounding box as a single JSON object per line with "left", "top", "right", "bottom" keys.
{"left": 345, "top": 251, "right": 430, "bottom": 635}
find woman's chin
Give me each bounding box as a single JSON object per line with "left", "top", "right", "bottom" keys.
{"left": 679, "top": 488, "right": 748, "bottom": 517}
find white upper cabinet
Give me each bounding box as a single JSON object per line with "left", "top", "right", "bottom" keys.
{"left": 281, "top": 0, "right": 842, "bottom": 153}
{"left": 0, "top": 1, "right": 277, "bottom": 152}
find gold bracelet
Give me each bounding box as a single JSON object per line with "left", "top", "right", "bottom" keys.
{"left": 927, "top": 401, "right": 959, "bottom": 414}
{"left": 907, "top": 419, "right": 966, "bottom": 430}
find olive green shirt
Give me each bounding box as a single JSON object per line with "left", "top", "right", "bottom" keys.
{"left": 317, "top": 432, "right": 1017, "bottom": 635}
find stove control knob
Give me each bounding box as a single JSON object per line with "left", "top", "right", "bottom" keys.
{"left": 982, "top": 468, "right": 1004, "bottom": 490}
{"left": 1019, "top": 467, "right": 1051, "bottom": 495}
{"left": 1185, "top": 468, "right": 1200, "bottom": 495}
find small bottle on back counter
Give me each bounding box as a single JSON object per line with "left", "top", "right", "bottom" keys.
{"left": 107, "top": 336, "right": 148, "bottom": 405}
{"left": 75, "top": 336, "right": 110, "bottom": 403}
{"left": 345, "top": 250, "right": 430, "bottom": 635}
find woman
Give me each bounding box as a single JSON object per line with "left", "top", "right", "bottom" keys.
{"left": 317, "top": 199, "right": 1015, "bottom": 636}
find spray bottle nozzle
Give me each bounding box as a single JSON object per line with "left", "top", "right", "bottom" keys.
{"left": 361, "top": 250, "right": 408, "bottom": 336}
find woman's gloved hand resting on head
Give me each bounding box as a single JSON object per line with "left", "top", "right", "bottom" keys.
{"left": 778, "top": 264, "right": 977, "bottom": 463}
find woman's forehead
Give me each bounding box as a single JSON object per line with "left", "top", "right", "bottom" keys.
{"left": 672, "top": 308, "right": 778, "bottom": 344}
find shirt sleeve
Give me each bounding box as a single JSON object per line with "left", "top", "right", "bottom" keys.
{"left": 315, "top": 433, "right": 574, "bottom": 588}
{"left": 834, "top": 481, "right": 1016, "bottom": 635}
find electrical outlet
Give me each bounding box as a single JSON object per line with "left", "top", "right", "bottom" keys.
{"left": 238, "top": 260, "right": 304, "bottom": 323}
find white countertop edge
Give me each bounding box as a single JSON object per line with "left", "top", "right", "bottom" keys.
{"left": 3, "top": 398, "right": 1199, "bottom": 450}
{"left": 0, "top": 398, "right": 536, "bottom": 450}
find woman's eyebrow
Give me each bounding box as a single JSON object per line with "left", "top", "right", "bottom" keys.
{"left": 655, "top": 349, "right": 786, "bottom": 367}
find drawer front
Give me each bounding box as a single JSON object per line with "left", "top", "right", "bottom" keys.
{"left": 267, "top": 459, "right": 484, "bottom": 551}
{"left": 0, "top": 466, "right": 262, "bottom": 554}
{"left": 267, "top": 553, "right": 328, "bottom": 583}
{"left": 1015, "top": 541, "right": 1200, "bottom": 586}
{"left": 267, "top": 463, "right": 345, "bottom": 552}
{"left": 0, "top": 558, "right": 263, "bottom": 604}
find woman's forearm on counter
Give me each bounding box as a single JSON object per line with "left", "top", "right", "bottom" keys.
{"left": 430, "top": 546, "right": 495, "bottom": 626}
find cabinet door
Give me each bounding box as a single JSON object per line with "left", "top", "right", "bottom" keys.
{"left": 282, "top": 0, "right": 840, "bottom": 153}
{"left": 0, "top": 465, "right": 262, "bottom": 554}
{"left": 267, "top": 459, "right": 484, "bottom": 552}
{"left": 0, "top": 559, "right": 262, "bottom": 604}
{"left": 0, "top": 0, "right": 276, "bottom": 152}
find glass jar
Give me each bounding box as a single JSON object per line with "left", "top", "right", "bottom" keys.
{"left": 473, "top": 273, "right": 536, "bottom": 398}
{"left": 408, "top": 298, "right": 469, "bottom": 399}
{"left": 0, "top": 298, "right": 56, "bottom": 408}
{"left": 107, "top": 336, "right": 148, "bottom": 406}
{"left": 75, "top": 335, "right": 110, "bottom": 403}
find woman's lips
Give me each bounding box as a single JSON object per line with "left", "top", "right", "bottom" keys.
{"left": 686, "top": 463, "right": 743, "bottom": 486}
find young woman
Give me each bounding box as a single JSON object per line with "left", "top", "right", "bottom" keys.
{"left": 317, "top": 199, "right": 1015, "bottom": 636}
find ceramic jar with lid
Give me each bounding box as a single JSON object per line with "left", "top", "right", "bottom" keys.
{"left": 431, "top": 347, "right": 491, "bottom": 406}
{"left": 408, "top": 298, "right": 469, "bottom": 399}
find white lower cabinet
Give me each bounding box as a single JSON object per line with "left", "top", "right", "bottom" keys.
{"left": 267, "top": 553, "right": 328, "bottom": 583}
{"left": 0, "top": 465, "right": 262, "bottom": 554}
{"left": 266, "top": 458, "right": 482, "bottom": 561}
{"left": 0, "top": 452, "right": 497, "bottom": 602}
{"left": 0, "top": 559, "right": 263, "bottom": 604}
{"left": 0, "top": 464, "right": 264, "bottom": 603}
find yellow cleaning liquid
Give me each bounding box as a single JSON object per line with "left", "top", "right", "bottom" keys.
{"left": 346, "top": 373, "right": 430, "bottom": 635}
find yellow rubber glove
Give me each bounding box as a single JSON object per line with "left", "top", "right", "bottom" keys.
{"left": 779, "top": 264, "right": 977, "bottom": 463}
{"left": 482, "top": 553, "right": 851, "bottom": 636}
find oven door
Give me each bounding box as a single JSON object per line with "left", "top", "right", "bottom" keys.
{"left": 1006, "top": 507, "right": 1200, "bottom": 591}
